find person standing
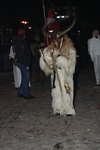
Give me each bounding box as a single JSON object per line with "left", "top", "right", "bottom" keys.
{"left": 29, "top": 40, "right": 40, "bottom": 82}
{"left": 9, "top": 44, "right": 21, "bottom": 89}
{"left": 13, "top": 28, "right": 35, "bottom": 99}
{"left": 87, "top": 29, "right": 100, "bottom": 87}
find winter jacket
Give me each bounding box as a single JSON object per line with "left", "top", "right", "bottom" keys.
{"left": 13, "top": 37, "right": 31, "bottom": 67}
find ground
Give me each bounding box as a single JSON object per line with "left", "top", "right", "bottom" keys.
{"left": 0, "top": 64, "right": 100, "bottom": 150}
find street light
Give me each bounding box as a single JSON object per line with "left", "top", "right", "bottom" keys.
{"left": 20, "top": 20, "right": 29, "bottom": 28}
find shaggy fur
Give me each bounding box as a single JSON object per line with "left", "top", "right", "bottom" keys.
{"left": 39, "top": 34, "right": 76, "bottom": 116}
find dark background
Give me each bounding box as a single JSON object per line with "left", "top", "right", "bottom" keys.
{"left": 0, "top": 0, "right": 99, "bottom": 29}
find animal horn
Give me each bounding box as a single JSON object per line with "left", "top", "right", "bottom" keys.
{"left": 58, "top": 17, "right": 76, "bottom": 37}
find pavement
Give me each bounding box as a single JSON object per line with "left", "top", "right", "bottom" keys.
{"left": 0, "top": 63, "right": 100, "bottom": 150}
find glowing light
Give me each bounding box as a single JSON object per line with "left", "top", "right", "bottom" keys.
{"left": 20, "top": 21, "right": 29, "bottom": 25}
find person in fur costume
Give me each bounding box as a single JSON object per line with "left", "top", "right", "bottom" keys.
{"left": 39, "top": 34, "right": 76, "bottom": 116}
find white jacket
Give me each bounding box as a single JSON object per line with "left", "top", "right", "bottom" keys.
{"left": 87, "top": 36, "right": 100, "bottom": 62}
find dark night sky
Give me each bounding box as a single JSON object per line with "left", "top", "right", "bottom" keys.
{"left": 0, "top": 1, "right": 43, "bottom": 29}
{"left": 0, "top": 0, "right": 99, "bottom": 29}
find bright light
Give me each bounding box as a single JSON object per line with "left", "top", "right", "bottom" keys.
{"left": 20, "top": 21, "right": 29, "bottom": 25}
{"left": 56, "top": 15, "right": 70, "bottom": 19}
{"left": 61, "top": 16, "right": 64, "bottom": 18}
{"left": 49, "top": 30, "right": 53, "bottom": 33}
{"left": 28, "top": 26, "right": 32, "bottom": 30}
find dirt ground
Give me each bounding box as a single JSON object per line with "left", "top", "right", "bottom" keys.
{"left": 0, "top": 64, "right": 100, "bottom": 150}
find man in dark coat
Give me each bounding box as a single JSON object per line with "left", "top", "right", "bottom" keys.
{"left": 13, "top": 28, "right": 35, "bottom": 99}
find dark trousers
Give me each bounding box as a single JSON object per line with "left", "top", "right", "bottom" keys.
{"left": 16, "top": 63, "right": 30, "bottom": 96}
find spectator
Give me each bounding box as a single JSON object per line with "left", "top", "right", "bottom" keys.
{"left": 9, "top": 44, "right": 21, "bottom": 89}
{"left": 12, "top": 28, "right": 35, "bottom": 99}
{"left": 87, "top": 29, "right": 100, "bottom": 88}
{"left": 29, "top": 40, "right": 40, "bottom": 82}
{"left": 9, "top": 44, "right": 31, "bottom": 89}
